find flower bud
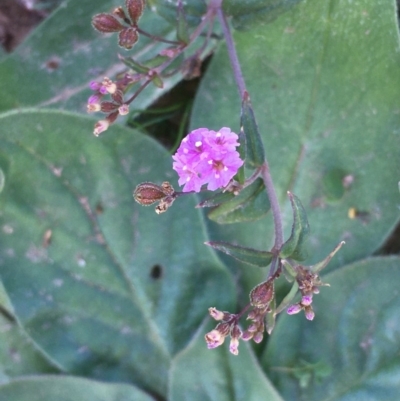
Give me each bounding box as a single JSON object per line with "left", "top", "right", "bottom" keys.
{"left": 101, "top": 77, "right": 117, "bottom": 94}
{"left": 101, "top": 101, "right": 119, "bottom": 113}
{"left": 93, "top": 119, "right": 110, "bottom": 136}
{"left": 250, "top": 279, "right": 274, "bottom": 309}
{"left": 118, "top": 27, "right": 138, "bottom": 49}
{"left": 230, "top": 325, "right": 242, "bottom": 340}
{"left": 215, "top": 322, "right": 230, "bottom": 337}
{"left": 229, "top": 337, "right": 239, "bottom": 355}
{"left": 253, "top": 332, "right": 264, "bottom": 344}
{"left": 89, "top": 81, "right": 102, "bottom": 91}
{"left": 304, "top": 306, "right": 315, "bottom": 321}
{"left": 287, "top": 303, "right": 302, "bottom": 315}
{"left": 208, "top": 307, "right": 225, "bottom": 321}
{"left": 118, "top": 104, "right": 129, "bottom": 115}
{"left": 134, "top": 182, "right": 168, "bottom": 206}
{"left": 112, "top": 90, "right": 124, "bottom": 104}
{"left": 205, "top": 329, "right": 225, "bottom": 349}
{"left": 87, "top": 101, "right": 101, "bottom": 113}
{"left": 241, "top": 330, "right": 253, "bottom": 341}
{"left": 92, "top": 13, "right": 124, "bottom": 33}
{"left": 301, "top": 294, "right": 313, "bottom": 306}
{"left": 247, "top": 323, "right": 258, "bottom": 333}
{"left": 113, "top": 6, "right": 128, "bottom": 21}
{"left": 126, "top": 0, "right": 145, "bottom": 24}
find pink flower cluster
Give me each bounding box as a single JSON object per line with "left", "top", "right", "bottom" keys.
{"left": 172, "top": 127, "right": 243, "bottom": 192}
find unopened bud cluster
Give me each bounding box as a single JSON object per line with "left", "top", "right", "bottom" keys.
{"left": 286, "top": 265, "right": 328, "bottom": 321}
{"left": 205, "top": 308, "right": 243, "bottom": 355}
{"left": 88, "top": 76, "right": 139, "bottom": 136}
{"left": 205, "top": 279, "right": 275, "bottom": 355}
{"left": 92, "top": 0, "right": 145, "bottom": 50}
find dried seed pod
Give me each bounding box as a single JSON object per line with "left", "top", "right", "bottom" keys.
{"left": 92, "top": 13, "right": 124, "bottom": 33}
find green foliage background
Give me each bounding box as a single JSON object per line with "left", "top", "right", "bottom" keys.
{"left": 0, "top": 0, "right": 399, "bottom": 400}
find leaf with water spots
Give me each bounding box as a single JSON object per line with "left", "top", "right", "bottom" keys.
{"left": 0, "top": 109, "right": 235, "bottom": 396}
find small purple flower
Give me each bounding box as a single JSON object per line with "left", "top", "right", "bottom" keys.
{"left": 172, "top": 127, "right": 243, "bottom": 192}
{"left": 205, "top": 127, "right": 240, "bottom": 153}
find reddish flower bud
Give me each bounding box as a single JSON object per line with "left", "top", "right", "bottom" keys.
{"left": 250, "top": 279, "right": 274, "bottom": 309}
{"left": 106, "top": 111, "right": 119, "bottom": 124}
{"left": 230, "top": 325, "right": 242, "bottom": 340}
{"left": 113, "top": 6, "right": 128, "bottom": 21}
{"left": 112, "top": 90, "right": 124, "bottom": 104}
{"left": 118, "top": 27, "right": 138, "bottom": 49}
{"left": 101, "top": 101, "right": 119, "bottom": 113}
{"left": 133, "top": 183, "right": 167, "bottom": 206}
{"left": 126, "top": 0, "right": 145, "bottom": 24}
{"left": 92, "top": 13, "right": 124, "bottom": 33}
{"left": 215, "top": 322, "right": 231, "bottom": 337}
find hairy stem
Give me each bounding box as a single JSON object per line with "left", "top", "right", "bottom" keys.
{"left": 217, "top": 8, "right": 284, "bottom": 271}
{"left": 216, "top": 8, "right": 246, "bottom": 97}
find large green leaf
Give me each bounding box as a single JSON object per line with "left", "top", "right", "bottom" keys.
{"left": 223, "top": 0, "right": 303, "bottom": 31}
{"left": 0, "top": 313, "right": 62, "bottom": 382}
{"left": 0, "top": 0, "right": 202, "bottom": 113}
{"left": 191, "top": 0, "right": 400, "bottom": 280}
{"left": 262, "top": 256, "right": 400, "bottom": 401}
{"left": 0, "top": 376, "right": 154, "bottom": 401}
{"left": 169, "top": 321, "right": 284, "bottom": 401}
{"left": 0, "top": 109, "right": 234, "bottom": 395}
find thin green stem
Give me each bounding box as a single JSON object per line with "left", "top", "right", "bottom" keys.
{"left": 136, "top": 27, "right": 182, "bottom": 45}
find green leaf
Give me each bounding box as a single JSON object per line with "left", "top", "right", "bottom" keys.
{"left": 176, "top": 1, "right": 190, "bottom": 44}
{"left": 197, "top": 191, "right": 236, "bottom": 208}
{"left": 223, "top": 0, "right": 304, "bottom": 31}
{"left": 0, "top": 109, "right": 235, "bottom": 395}
{"left": 241, "top": 92, "right": 265, "bottom": 168}
{"left": 235, "top": 126, "right": 246, "bottom": 184}
{"left": 0, "top": 313, "right": 62, "bottom": 380}
{"left": 0, "top": 0, "right": 190, "bottom": 113}
{"left": 205, "top": 241, "right": 273, "bottom": 267}
{"left": 191, "top": 0, "right": 400, "bottom": 273}
{"left": 118, "top": 55, "right": 150, "bottom": 74}
{"left": 321, "top": 168, "right": 348, "bottom": 202}
{"left": 170, "top": 322, "right": 284, "bottom": 401}
{"left": 274, "top": 280, "right": 298, "bottom": 315}
{"left": 262, "top": 256, "right": 400, "bottom": 401}
{"left": 280, "top": 192, "right": 310, "bottom": 261}
{"left": 147, "top": 0, "right": 207, "bottom": 27}
{"left": 208, "top": 178, "right": 271, "bottom": 224}
{"left": 0, "top": 376, "right": 154, "bottom": 401}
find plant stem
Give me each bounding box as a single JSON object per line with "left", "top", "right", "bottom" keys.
{"left": 136, "top": 27, "right": 182, "bottom": 45}
{"left": 216, "top": 8, "right": 246, "bottom": 97}
{"left": 217, "top": 8, "right": 284, "bottom": 277}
